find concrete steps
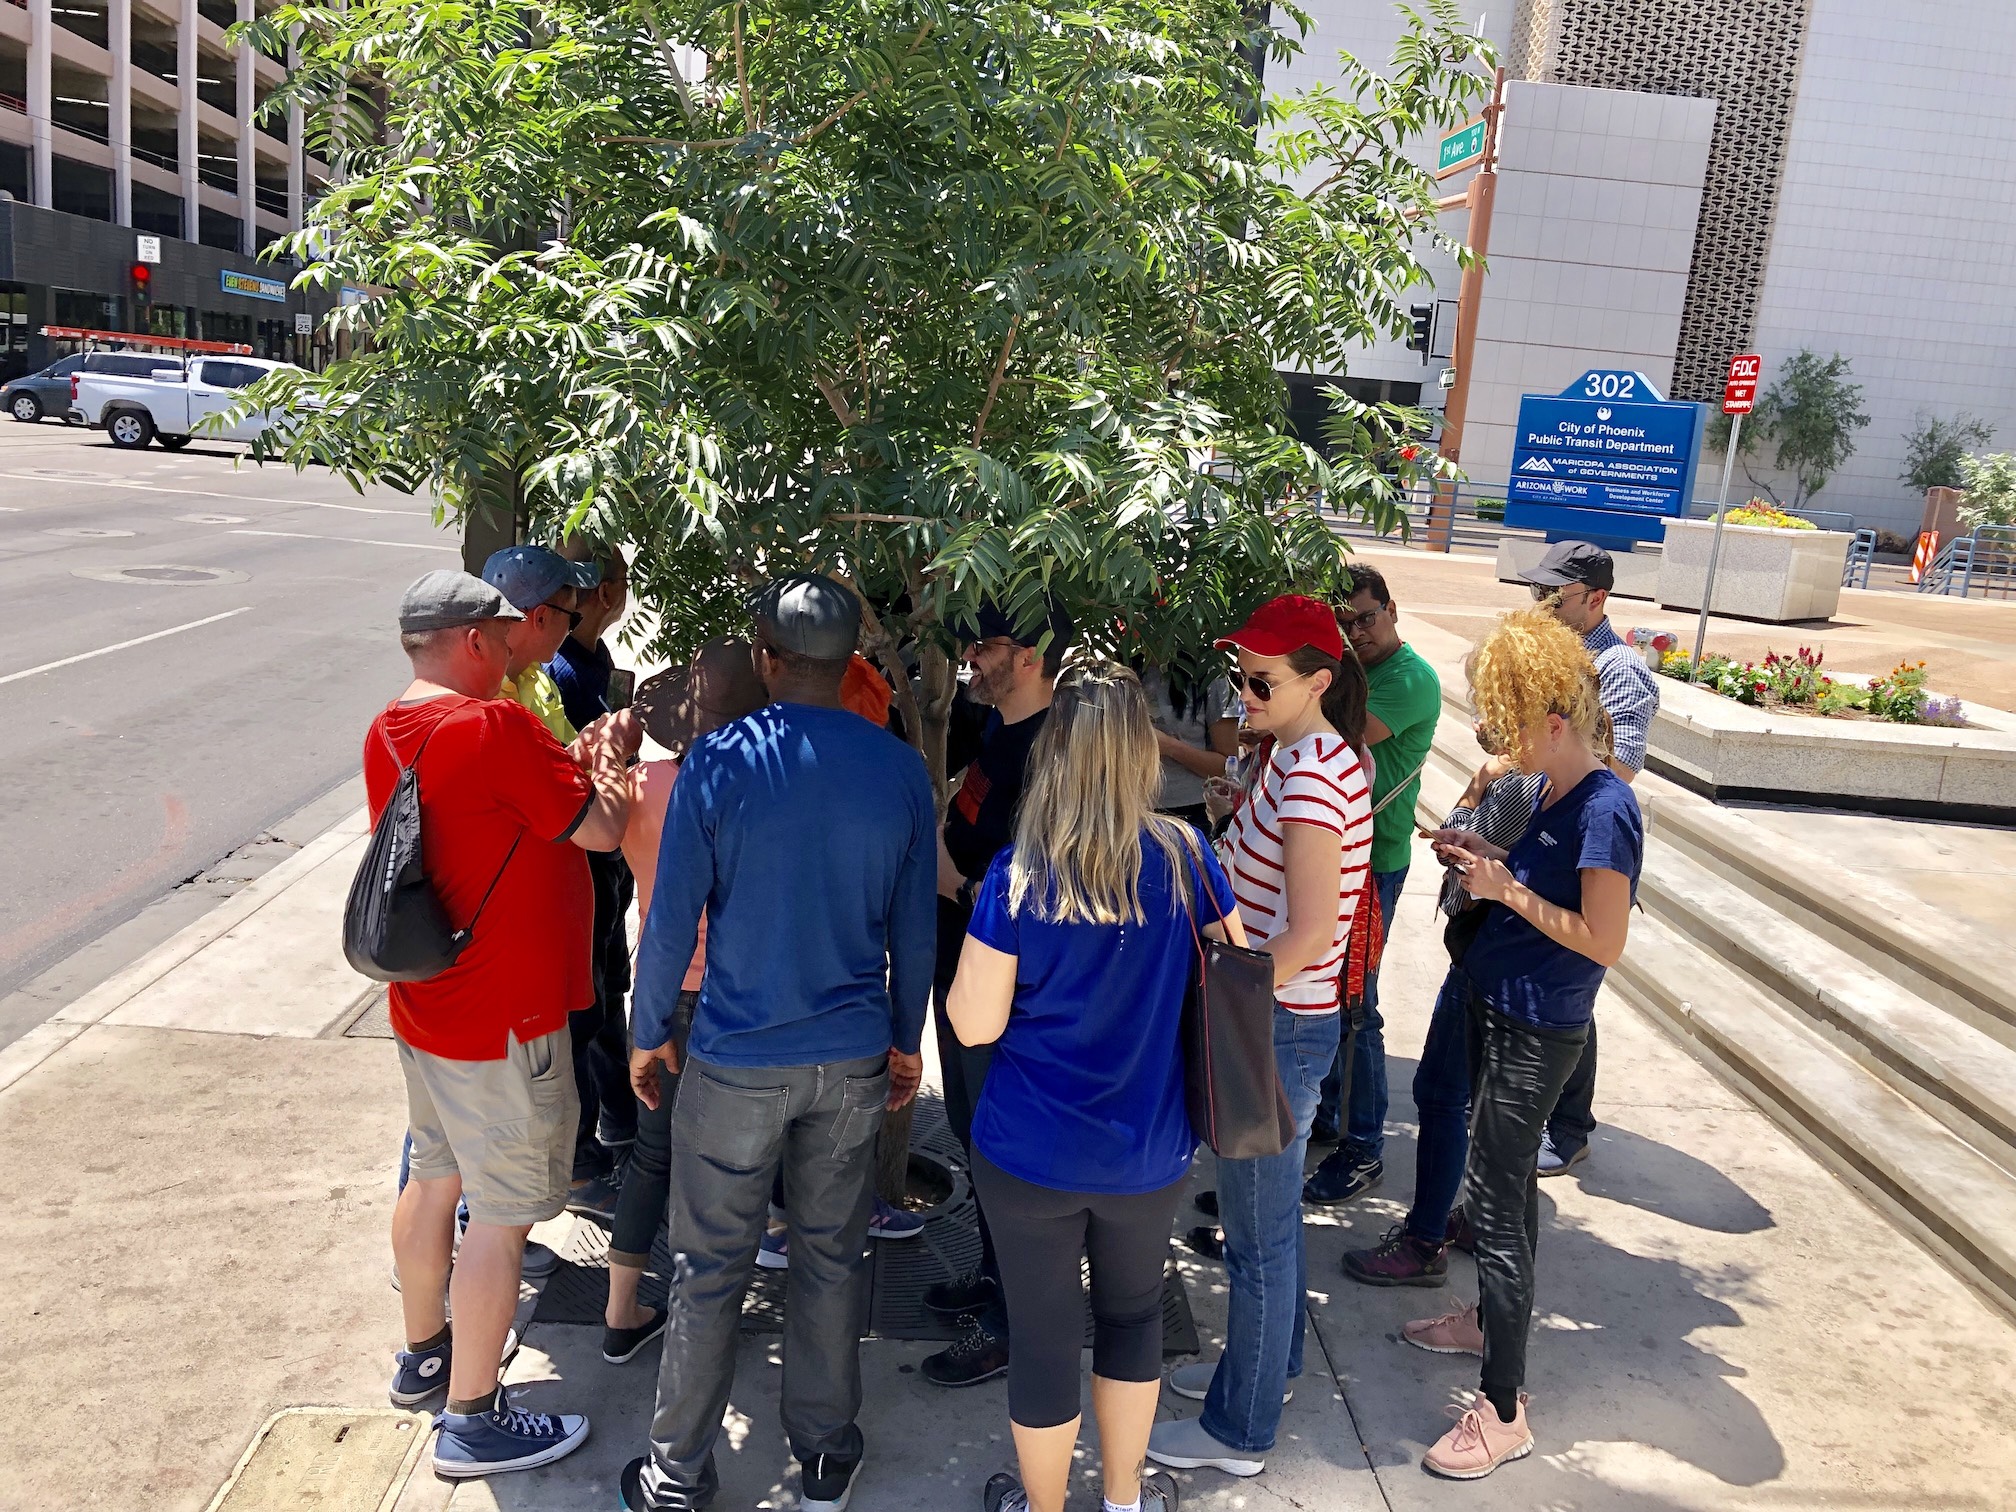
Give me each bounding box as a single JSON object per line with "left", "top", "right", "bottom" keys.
{"left": 1414, "top": 712, "right": 2016, "bottom": 1318}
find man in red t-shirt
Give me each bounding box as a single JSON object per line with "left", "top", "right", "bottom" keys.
{"left": 364, "top": 569, "right": 633, "bottom": 1481}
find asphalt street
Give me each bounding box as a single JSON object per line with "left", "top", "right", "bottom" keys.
{"left": 0, "top": 420, "right": 458, "bottom": 1024}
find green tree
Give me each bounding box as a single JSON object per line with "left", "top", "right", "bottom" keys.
{"left": 1707, "top": 349, "right": 1870, "bottom": 510}
{"left": 1899, "top": 411, "right": 1995, "bottom": 494}
{"left": 1958, "top": 452, "right": 2016, "bottom": 529}
{"left": 241, "top": 0, "right": 1491, "bottom": 789}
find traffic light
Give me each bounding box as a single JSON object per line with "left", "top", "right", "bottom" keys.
{"left": 130, "top": 262, "right": 152, "bottom": 302}
{"left": 1405, "top": 302, "right": 1434, "bottom": 361}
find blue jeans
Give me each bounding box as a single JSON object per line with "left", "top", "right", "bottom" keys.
{"left": 1315, "top": 867, "right": 1408, "bottom": 1158}
{"left": 1403, "top": 965, "right": 1472, "bottom": 1243}
{"left": 1201, "top": 1006, "right": 1340, "bottom": 1456}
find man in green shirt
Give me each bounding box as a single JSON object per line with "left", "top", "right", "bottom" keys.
{"left": 1306, "top": 563, "right": 1443, "bottom": 1204}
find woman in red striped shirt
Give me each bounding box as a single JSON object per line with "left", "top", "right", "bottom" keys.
{"left": 1148, "top": 594, "right": 1374, "bottom": 1479}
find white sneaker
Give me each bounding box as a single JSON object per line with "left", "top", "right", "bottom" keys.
{"left": 1167, "top": 1359, "right": 1292, "bottom": 1404}
{"left": 1146, "top": 1416, "right": 1265, "bottom": 1477}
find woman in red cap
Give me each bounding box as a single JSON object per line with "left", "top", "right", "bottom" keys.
{"left": 1148, "top": 593, "right": 1374, "bottom": 1479}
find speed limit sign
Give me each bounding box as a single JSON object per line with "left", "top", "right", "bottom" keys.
{"left": 1723, "top": 353, "right": 1760, "bottom": 415}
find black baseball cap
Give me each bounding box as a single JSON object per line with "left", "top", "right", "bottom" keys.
{"left": 952, "top": 597, "right": 1077, "bottom": 655}
{"left": 1520, "top": 541, "right": 1615, "bottom": 593}
{"left": 747, "top": 574, "right": 861, "bottom": 660}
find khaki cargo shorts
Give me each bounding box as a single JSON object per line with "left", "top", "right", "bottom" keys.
{"left": 398, "top": 1026, "right": 578, "bottom": 1227}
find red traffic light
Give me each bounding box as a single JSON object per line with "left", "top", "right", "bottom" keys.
{"left": 130, "top": 262, "right": 151, "bottom": 286}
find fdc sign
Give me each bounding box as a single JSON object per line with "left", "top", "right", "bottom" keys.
{"left": 1504, "top": 370, "right": 1707, "bottom": 548}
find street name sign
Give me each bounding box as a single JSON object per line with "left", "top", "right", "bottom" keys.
{"left": 1503, "top": 370, "right": 1708, "bottom": 547}
{"left": 1723, "top": 352, "right": 1760, "bottom": 415}
{"left": 1435, "top": 119, "right": 1487, "bottom": 179}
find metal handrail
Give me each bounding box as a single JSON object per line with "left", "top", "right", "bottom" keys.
{"left": 1917, "top": 525, "right": 2016, "bottom": 598}
{"left": 1842, "top": 529, "right": 1876, "bottom": 589}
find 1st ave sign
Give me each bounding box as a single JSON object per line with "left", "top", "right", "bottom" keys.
{"left": 1435, "top": 119, "right": 1487, "bottom": 179}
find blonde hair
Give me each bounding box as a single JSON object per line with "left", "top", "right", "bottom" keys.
{"left": 1468, "top": 607, "right": 1612, "bottom": 771}
{"left": 1006, "top": 657, "right": 1197, "bottom": 925}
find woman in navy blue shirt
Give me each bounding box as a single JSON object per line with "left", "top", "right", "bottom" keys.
{"left": 1414, "top": 608, "right": 1643, "bottom": 1481}
{"left": 948, "top": 658, "right": 1246, "bottom": 1512}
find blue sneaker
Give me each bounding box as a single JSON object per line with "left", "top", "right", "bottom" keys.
{"left": 432, "top": 1388, "right": 589, "bottom": 1478}
{"left": 756, "top": 1227, "right": 789, "bottom": 1270}
{"left": 868, "top": 1197, "right": 925, "bottom": 1241}
{"left": 388, "top": 1326, "right": 520, "bottom": 1409}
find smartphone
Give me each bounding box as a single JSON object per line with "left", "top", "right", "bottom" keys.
{"left": 605, "top": 668, "right": 636, "bottom": 711}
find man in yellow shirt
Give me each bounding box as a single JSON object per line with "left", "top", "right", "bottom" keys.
{"left": 482, "top": 545, "right": 597, "bottom": 743}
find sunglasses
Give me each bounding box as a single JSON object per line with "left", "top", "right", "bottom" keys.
{"left": 1229, "top": 668, "right": 1313, "bottom": 702}
{"left": 1529, "top": 583, "right": 1589, "bottom": 603}
{"left": 539, "top": 600, "right": 584, "bottom": 631}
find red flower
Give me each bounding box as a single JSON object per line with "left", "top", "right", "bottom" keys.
{"left": 1399, "top": 445, "right": 1421, "bottom": 462}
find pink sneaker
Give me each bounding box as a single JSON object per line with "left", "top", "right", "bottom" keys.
{"left": 1423, "top": 1391, "right": 1532, "bottom": 1480}
{"left": 1402, "top": 1301, "right": 1484, "bottom": 1356}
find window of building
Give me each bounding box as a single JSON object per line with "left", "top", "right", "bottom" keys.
{"left": 149, "top": 305, "right": 190, "bottom": 339}
{"left": 132, "top": 183, "right": 185, "bottom": 239}
{"left": 53, "top": 287, "right": 119, "bottom": 330}
{"left": 201, "top": 310, "right": 253, "bottom": 346}
{"left": 0, "top": 143, "right": 29, "bottom": 203}
{"left": 0, "top": 283, "right": 31, "bottom": 382}
{"left": 1277, "top": 372, "right": 1425, "bottom": 458}
{"left": 52, "top": 1, "right": 110, "bottom": 49}
{"left": 199, "top": 207, "right": 243, "bottom": 252}
{"left": 51, "top": 156, "right": 114, "bottom": 222}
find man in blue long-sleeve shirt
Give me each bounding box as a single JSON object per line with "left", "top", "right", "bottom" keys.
{"left": 620, "top": 574, "right": 935, "bottom": 1512}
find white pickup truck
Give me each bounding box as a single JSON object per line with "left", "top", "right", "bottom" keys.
{"left": 72, "top": 355, "right": 306, "bottom": 450}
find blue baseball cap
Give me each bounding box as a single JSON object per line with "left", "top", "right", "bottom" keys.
{"left": 481, "top": 544, "right": 600, "bottom": 611}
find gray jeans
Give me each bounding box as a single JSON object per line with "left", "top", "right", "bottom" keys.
{"left": 637, "top": 1052, "right": 890, "bottom": 1510}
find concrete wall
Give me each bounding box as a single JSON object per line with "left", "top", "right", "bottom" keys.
{"left": 1461, "top": 82, "right": 1714, "bottom": 491}
{"left": 1737, "top": 0, "right": 2016, "bottom": 537}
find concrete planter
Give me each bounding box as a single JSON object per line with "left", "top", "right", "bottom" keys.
{"left": 1658, "top": 516, "right": 1852, "bottom": 622}
{"left": 1648, "top": 673, "right": 2016, "bottom": 821}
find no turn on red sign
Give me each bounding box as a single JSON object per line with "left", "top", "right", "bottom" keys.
{"left": 1723, "top": 353, "right": 1761, "bottom": 415}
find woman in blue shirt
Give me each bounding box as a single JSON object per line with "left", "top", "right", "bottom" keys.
{"left": 948, "top": 658, "right": 1246, "bottom": 1512}
{"left": 1414, "top": 608, "right": 1643, "bottom": 1481}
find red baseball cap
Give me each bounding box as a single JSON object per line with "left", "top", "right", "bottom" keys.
{"left": 1214, "top": 594, "right": 1343, "bottom": 661}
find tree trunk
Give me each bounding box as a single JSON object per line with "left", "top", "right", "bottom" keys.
{"left": 873, "top": 637, "right": 960, "bottom": 1202}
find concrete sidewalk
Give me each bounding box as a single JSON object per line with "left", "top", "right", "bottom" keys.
{"left": 6, "top": 817, "right": 2016, "bottom": 1511}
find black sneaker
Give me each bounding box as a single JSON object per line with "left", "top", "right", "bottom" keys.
{"left": 602, "top": 1307, "right": 668, "bottom": 1364}
{"left": 921, "top": 1317, "right": 1009, "bottom": 1387}
{"left": 1141, "top": 1466, "right": 1181, "bottom": 1512}
{"left": 565, "top": 1173, "right": 621, "bottom": 1225}
{"left": 1340, "top": 1224, "right": 1448, "bottom": 1287}
{"left": 1184, "top": 1225, "right": 1225, "bottom": 1262}
{"left": 983, "top": 1471, "right": 1029, "bottom": 1512}
{"left": 924, "top": 1269, "right": 999, "bottom": 1318}
{"left": 1309, "top": 1118, "right": 1342, "bottom": 1146}
{"left": 800, "top": 1450, "right": 862, "bottom": 1512}
{"left": 1193, "top": 1189, "right": 1218, "bottom": 1219}
{"left": 1302, "top": 1147, "right": 1382, "bottom": 1205}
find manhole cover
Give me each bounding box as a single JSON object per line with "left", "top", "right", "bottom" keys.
{"left": 28, "top": 468, "right": 112, "bottom": 481}
{"left": 44, "top": 527, "right": 137, "bottom": 538}
{"left": 177, "top": 512, "right": 248, "bottom": 525}
{"left": 205, "top": 1407, "right": 426, "bottom": 1512}
{"left": 72, "top": 564, "right": 251, "bottom": 586}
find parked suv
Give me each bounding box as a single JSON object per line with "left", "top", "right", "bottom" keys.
{"left": 4, "top": 352, "right": 185, "bottom": 424}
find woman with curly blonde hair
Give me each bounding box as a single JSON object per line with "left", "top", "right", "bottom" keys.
{"left": 1406, "top": 607, "right": 1644, "bottom": 1481}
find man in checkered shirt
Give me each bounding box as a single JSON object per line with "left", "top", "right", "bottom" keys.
{"left": 1517, "top": 540, "right": 1659, "bottom": 1172}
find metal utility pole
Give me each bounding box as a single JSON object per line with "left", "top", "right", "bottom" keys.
{"left": 1425, "top": 66, "right": 1505, "bottom": 553}
{"left": 1689, "top": 353, "right": 1761, "bottom": 678}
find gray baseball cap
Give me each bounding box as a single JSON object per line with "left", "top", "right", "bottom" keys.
{"left": 398, "top": 569, "right": 526, "bottom": 633}
{"left": 747, "top": 574, "right": 860, "bottom": 660}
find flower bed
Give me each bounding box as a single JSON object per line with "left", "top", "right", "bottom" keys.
{"left": 1656, "top": 648, "right": 1968, "bottom": 727}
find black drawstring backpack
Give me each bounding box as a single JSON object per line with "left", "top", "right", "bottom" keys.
{"left": 343, "top": 718, "right": 518, "bottom": 983}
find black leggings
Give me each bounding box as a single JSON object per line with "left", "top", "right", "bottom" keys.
{"left": 607, "top": 991, "right": 696, "bottom": 1269}
{"left": 972, "top": 1153, "right": 1184, "bottom": 1430}
{"left": 1464, "top": 991, "right": 1588, "bottom": 1420}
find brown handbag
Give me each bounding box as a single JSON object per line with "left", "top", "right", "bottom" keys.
{"left": 1176, "top": 841, "right": 1295, "bottom": 1160}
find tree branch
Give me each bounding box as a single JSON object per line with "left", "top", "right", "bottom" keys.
{"left": 832, "top": 511, "right": 929, "bottom": 524}
{"left": 798, "top": 22, "right": 935, "bottom": 146}
{"left": 813, "top": 371, "right": 860, "bottom": 429}
{"left": 972, "top": 314, "right": 1021, "bottom": 446}
{"left": 733, "top": 5, "right": 755, "bottom": 134}
{"left": 635, "top": 0, "right": 700, "bottom": 127}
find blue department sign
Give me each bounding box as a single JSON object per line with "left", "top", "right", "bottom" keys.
{"left": 1504, "top": 371, "right": 1707, "bottom": 546}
